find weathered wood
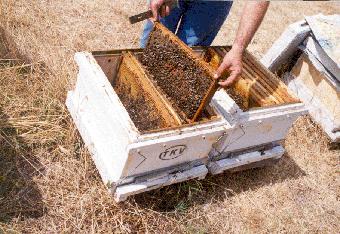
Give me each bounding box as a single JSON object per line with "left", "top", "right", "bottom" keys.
{"left": 221, "top": 47, "right": 292, "bottom": 103}
{"left": 261, "top": 20, "right": 310, "bottom": 71}
{"left": 240, "top": 66, "right": 279, "bottom": 106}
{"left": 94, "top": 54, "right": 121, "bottom": 84}
{"left": 232, "top": 78, "right": 253, "bottom": 108}
{"left": 261, "top": 17, "right": 340, "bottom": 142}
{"left": 242, "top": 62, "right": 284, "bottom": 103}
{"left": 243, "top": 55, "right": 298, "bottom": 103}
{"left": 305, "top": 14, "right": 340, "bottom": 82}
{"left": 203, "top": 48, "right": 260, "bottom": 108}
{"left": 291, "top": 52, "right": 340, "bottom": 134}
{"left": 205, "top": 47, "right": 299, "bottom": 109}
{"left": 114, "top": 165, "right": 208, "bottom": 202}
{"left": 208, "top": 145, "right": 284, "bottom": 175}
{"left": 219, "top": 47, "right": 299, "bottom": 105}
{"left": 304, "top": 36, "right": 340, "bottom": 88}
{"left": 234, "top": 47, "right": 300, "bottom": 103}
{"left": 286, "top": 72, "right": 340, "bottom": 142}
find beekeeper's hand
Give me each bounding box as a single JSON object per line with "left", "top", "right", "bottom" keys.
{"left": 214, "top": 1, "right": 269, "bottom": 87}
{"left": 214, "top": 47, "right": 243, "bottom": 87}
{"left": 149, "top": 0, "right": 175, "bottom": 21}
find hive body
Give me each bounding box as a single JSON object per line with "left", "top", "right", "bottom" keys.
{"left": 66, "top": 45, "right": 305, "bottom": 202}
{"left": 262, "top": 16, "right": 340, "bottom": 142}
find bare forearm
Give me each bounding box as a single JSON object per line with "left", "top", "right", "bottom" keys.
{"left": 232, "top": 1, "right": 269, "bottom": 53}
{"left": 216, "top": 1, "right": 269, "bottom": 86}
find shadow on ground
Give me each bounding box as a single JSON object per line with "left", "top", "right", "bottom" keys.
{"left": 0, "top": 107, "right": 44, "bottom": 222}
{"left": 133, "top": 152, "right": 306, "bottom": 212}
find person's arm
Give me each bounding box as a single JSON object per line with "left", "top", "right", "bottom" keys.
{"left": 215, "top": 1, "right": 269, "bottom": 87}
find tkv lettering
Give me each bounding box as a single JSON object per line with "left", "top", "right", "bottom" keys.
{"left": 159, "top": 145, "right": 187, "bottom": 160}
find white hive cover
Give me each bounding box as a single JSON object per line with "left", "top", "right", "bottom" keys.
{"left": 305, "top": 14, "right": 340, "bottom": 74}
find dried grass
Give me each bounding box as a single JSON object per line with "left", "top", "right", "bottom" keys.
{"left": 0, "top": 0, "right": 339, "bottom": 233}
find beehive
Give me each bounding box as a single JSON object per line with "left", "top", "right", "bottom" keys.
{"left": 66, "top": 45, "right": 306, "bottom": 200}
{"left": 198, "top": 47, "right": 306, "bottom": 168}
{"left": 261, "top": 17, "right": 340, "bottom": 142}
{"left": 66, "top": 21, "right": 307, "bottom": 200}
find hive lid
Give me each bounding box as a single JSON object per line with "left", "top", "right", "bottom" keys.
{"left": 305, "top": 14, "right": 340, "bottom": 81}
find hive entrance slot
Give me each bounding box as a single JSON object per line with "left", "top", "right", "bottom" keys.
{"left": 202, "top": 47, "right": 300, "bottom": 111}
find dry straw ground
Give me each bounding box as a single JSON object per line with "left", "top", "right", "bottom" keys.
{"left": 0, "top": 0, "right": 339, "bottom": 233}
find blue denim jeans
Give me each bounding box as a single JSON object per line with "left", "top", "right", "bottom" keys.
{"left": 140, "top": 0, "right": 233, "bottom": 47}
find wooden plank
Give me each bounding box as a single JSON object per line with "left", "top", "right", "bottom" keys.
{"left": 203, "top": 48, "right": 256, "bottom": 108}
{"left": 192, "top": 81, "right": 219, "bottom": 122}
{"left": 242, "top": 61, "right": 294, "bottom": 104}
{"left": 211, "top": 89, "right": 241, "bottom": 125}
{"left": 241, "top": 66, "right": 280, "bottom": 105}
{"left": 94, "top": 54, "right": 122, "bottom": 84}
{"left": 114, "top": 165, "right": 208, "bottom": 202}
{"left": 221, "top": 46, "right": 286, "bottom": 98}
{"left": 226, "top": 46, "right": 300, "bottom": 104}
{"left": 193, "top": 46, "right": 299, "bottom": 110}
{"left": 116, "top": 54, "right": 171, "bottom": 132}
{"left": 242, "top": 62, "right": 285, "bottom": 103}
{"left": 216, "top": 47, "right": 290, "bottom": 105}
{"left": 244, "top": 53, "right": 300, "bottom": 103}
{"left": 208, "top": 145, "right": 284, "bottom": 175}
{"left": 232, "top": 78, "right": 253, "bottom": 108}
{"left": 206, "top": 48, "right": 288, "bottom": 107}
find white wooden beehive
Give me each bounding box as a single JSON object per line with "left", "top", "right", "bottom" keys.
{"left": 261, "top": 16, "right": 340, "bottom": 142}
{"left": 66, "top": 47, "right": 304, "bottom": 201}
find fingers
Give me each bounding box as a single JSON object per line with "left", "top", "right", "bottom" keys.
{"left": 150, "top": 0, "right": 161, "bottom": 21}
{"left": 218, "top": 70, "right": 241, "bottom": 87}
{"left": 165, "top": 5, "right": 171, "bottom": 17}
{"left": 214, "top": 60, "right": 231, "bottom": 80}
{"left": 150, "top": 0, "right": 171, "bottom": 21}
{"left": 215, "top": 50, "right": 243, "bottom": 87}
{"left": 160, "top": 5, "right": 165, "bottom": 18}
{"left": 160, "top": 5, "right": 169, "bottom": 18}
